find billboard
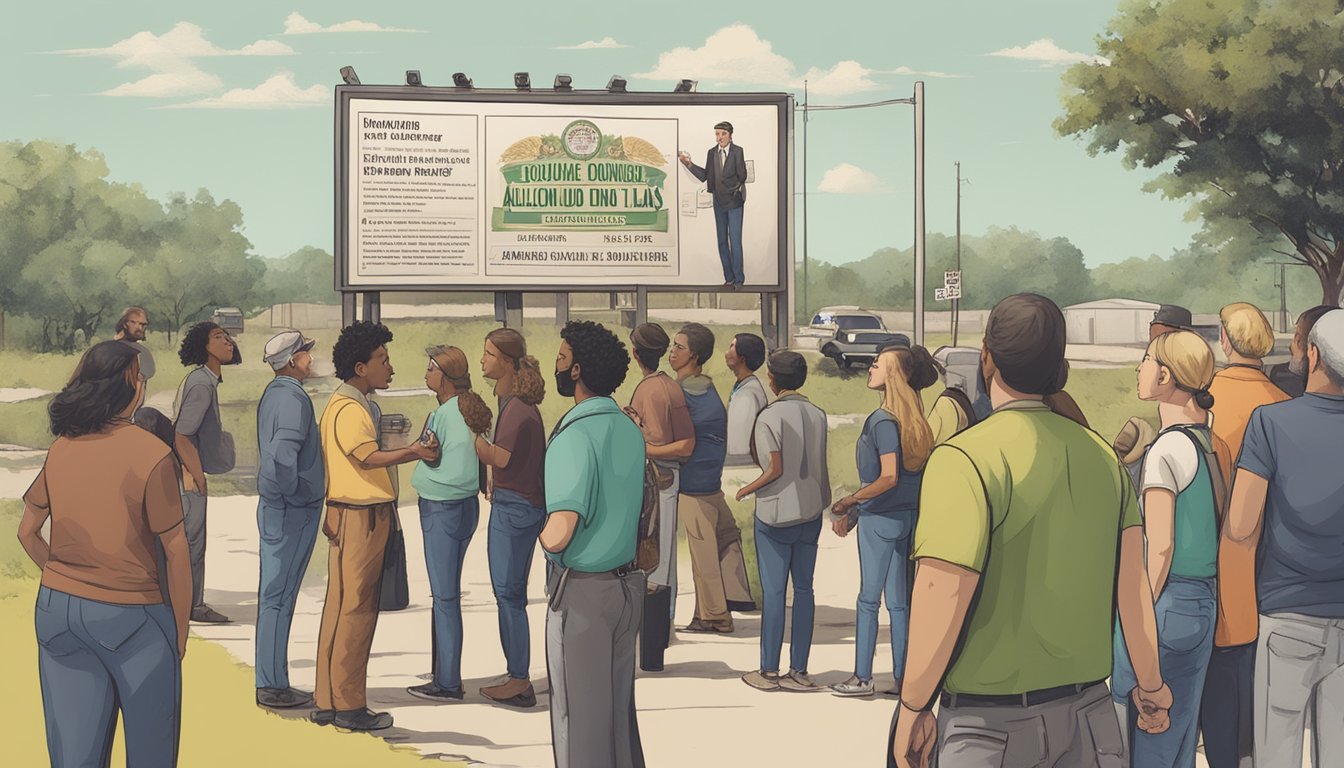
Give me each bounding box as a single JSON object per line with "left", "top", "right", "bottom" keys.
{"left": 336, "top": 87, "right": 792, "bottom": 292}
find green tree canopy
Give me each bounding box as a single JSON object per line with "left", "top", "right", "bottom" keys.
{"left": 1056, "top": 0, "right": 1344, "bottom": 306}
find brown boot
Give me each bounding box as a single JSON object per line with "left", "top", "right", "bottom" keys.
{"left": 480, "top": 678, "right": 537, "bottom": 709}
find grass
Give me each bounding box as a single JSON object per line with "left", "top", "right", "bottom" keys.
{"left": 0, "top": 501, "right": 453, "bottom": 768}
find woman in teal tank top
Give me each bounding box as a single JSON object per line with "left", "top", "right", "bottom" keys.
{"left": 1111, "top": 330, "right": 1222, "bottom": 768}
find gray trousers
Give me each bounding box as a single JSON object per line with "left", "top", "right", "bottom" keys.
{"left": 932, "top": 683, "right": 1126, "bottom": 767}
{"left": 546, "top": 569, "right": 646, "bottom": 768}
{"left": 182, "top": 490, "right": 208, "bottom": 609}
{"left": 1255, "top": 612, "right": 1344, "bottom": 768}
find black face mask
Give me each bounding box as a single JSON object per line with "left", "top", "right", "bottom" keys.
{"left": 555, "top": 366, "right": 577, "bottom": 398}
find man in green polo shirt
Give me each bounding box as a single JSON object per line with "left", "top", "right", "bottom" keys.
{"left": 889, "top": 294, "right": 1173, "bottom": 768}
{"left": 540, "top": 320, "right": 647, "bottom": 768}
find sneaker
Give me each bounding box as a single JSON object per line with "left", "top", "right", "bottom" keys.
{"left": 257, "top": 687, "right": 315, "bottom": 709}
{"left": 779, "top": 669, "right": 824, "bottom": 693}
{"left": 333, "top": 708, "right": 393, "bottom": 731}
{"left": 407, "top": 683, "right": 465, "bottom": 702}
{"left": 190, "top": 606, "right": 229, "bottom": 624}
{"left": 310, "top": 709, "right": 336, "bottom": 726}
{"left": 480, "top": 679, "right": 537, "bottom": 709}
{"left": 829, "top": 675, "right": 875, "bottom": 697}
{"left": 726, "top": 600, "right": 758, "bottom": 613}
{"left": 681, "top": 618, "right": 734, "bottom": 633}
{"left": 741, "top": 670, "right": 781, "bottom": 691}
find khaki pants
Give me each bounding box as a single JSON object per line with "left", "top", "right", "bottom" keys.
{"left": 314, "top": 502, "right": 393, "bottom": 712}
{"left": 680, "top": 491, "right": 753, "bottom": 623}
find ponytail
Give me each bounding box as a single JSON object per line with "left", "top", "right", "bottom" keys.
{"left": 512, "top": 354, "right": 547, "bottom": 406}
{"left": 456, "top": 389, "right": 494, "bottom": 435}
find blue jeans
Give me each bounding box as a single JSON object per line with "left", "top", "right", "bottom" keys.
{"left": 487, "top": 488, "right": 544, "bottom": 680}
{"left": 255, "top": 499, "right": 321, "bottom": 690}
{"left": 754, "top": 516, "right": 822, "bottom": 673}
{"left": 36, "top": 587, "right": 181, "bottom": 768}
{"left": 1112, "top": 575, "right": 1216, "bottom": 768}
{"left": 713, "top": 201, "right": 745, "bottom": 285}
{"left": 854, "top": 511, "right": 914, "bottom": 682}
{"left": 419, "top": 496, "right": 479, "bottom": 691}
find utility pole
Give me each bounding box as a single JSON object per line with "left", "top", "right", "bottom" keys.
{"left": 954, "top": 161, "right": 961, "bottom": 347}
{"left": 913, "top": 81, "right": 926, "bottom": 348}
{"left": 802, "top": 80, "right": 809, "bottom": 324}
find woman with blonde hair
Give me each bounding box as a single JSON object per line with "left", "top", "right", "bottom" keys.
{"left": 829, "top": 339, "right": 938, "bottom": 698}
{"left": 474, "top": 328, "right": 548, "bottom": 708}
{"left": 408, "top": 345, "right": 492, "bottom": 703}
{"left": 1111, "top": 330, "right": 1228, "bottom": 767}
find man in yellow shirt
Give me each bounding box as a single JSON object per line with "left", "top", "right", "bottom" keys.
{"left": 312, "top": 321, "right": 438, "bottom": 732}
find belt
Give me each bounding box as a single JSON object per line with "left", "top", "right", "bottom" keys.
{"left": 940, "top": 680, "right": 1105, "bottom": 709}
{"left": 326, "top": 501, "right": 393, "bottom": 510}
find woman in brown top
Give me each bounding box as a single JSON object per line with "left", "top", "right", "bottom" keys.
{"left": 18, "top": 341, "right": 192, "bottom": 768}
{"left": 474, "top": 328, "right": 548, "bottom": 707}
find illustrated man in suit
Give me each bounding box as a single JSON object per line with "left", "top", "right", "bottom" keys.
{"left": 680, "top": 121, "right": 748, "bottom": 290}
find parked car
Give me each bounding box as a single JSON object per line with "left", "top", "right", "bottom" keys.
{"left": 210, "top": 307, "right": 245, "bottom": 335}
{"left": 808, "top": 306, "right": 885, "bottom": 334}
{"left": 821, "top": 328, "right": 908, "bottom": 369}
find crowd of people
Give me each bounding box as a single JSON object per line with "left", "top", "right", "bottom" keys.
{"left": 16, "top": 295, "right": 1344, "bottom": 768}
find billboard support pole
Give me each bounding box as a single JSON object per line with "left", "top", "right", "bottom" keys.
{"left": 342, "top": 292, "right": 356, "bottom": 328}
{"left": 361, "top": 292, "right": 381, "bottom": 324}
{"left": 495, "top": 291, "right": 523, "bottom": 328}
{"left": 635, "top": 286, "right": 648, "bottom": 328}
{"left": 555, "top": 292, "right": 570, "bottom": 326}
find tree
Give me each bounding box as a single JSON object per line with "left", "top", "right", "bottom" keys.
{"left": 1056, "top": 0, "right": 1344, "bottom": 306}
{"left": 2, "top": 141, "right": 161, "bottom": 352}
{"left": 264, "top": 246, "right": 340, "bottom": 305}
{"left": 140, "top": 191, "right": 266, "bottom": 343}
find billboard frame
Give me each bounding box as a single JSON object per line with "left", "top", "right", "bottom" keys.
{"left": 334, "top": 85, "right": 794, "bottom": 296}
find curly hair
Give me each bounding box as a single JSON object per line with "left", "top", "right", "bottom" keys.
{"left": 560, "top": 320, "right": 630, "bottom": 397}
{"left": 485, "top": 328, "right": 546, "bottom": 406}
{"left": 333, "top": 321, "right": 394, "bottom": 382}
{"left": 50, "top": 341, "right": 141, "bottom": 438}
{"left": 178, "top": 322, "right": 220, "bottom": 367}
{"left": 457, "top": 390, "right": 494, "bottom": 435}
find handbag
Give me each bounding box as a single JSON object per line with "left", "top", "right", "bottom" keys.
{"left": 379, "top": 515, "right": 410, "bottom": 611}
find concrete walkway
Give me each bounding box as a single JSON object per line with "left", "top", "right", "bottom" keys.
{"left": 190, "top": 493, "right": 900, "bottom": 767}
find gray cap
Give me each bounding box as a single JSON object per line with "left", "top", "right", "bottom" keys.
{"left": 263, "top": 330, "right": 315, "bottom": 370}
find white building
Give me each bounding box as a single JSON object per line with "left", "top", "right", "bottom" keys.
{"left": 1064, "top": 298, "right": 1160, "bottom": 345}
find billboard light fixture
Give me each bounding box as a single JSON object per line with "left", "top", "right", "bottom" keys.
{"left": 554, "top": 74, "right": 573, "bottom": 92}
{"left": 674, "top": 79, "right": 697, "bottom": 93}
{"left": 340, "top": 66, "right": 361, "bottom": 85}
{"left": 606, "top": 75, "right": 627, "bottom": 93}
{"left": 514, "top": 72, "right": 531, "bottom": 90}
{"left": 405, "top": 70, "right": 423, "bottom": 87}
{"left": 453, "top": 72, "right": 473, "bottom": 89}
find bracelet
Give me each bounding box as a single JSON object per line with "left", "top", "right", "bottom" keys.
{"left": 901, "top": 698, "right": 933, "bottom": 715}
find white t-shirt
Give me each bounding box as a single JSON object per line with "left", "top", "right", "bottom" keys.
{"left": 1140, "top": 430, "right": 1200, "bottom": 497}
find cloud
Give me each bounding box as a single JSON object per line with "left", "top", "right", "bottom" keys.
{"left": 554, "top": 36, "right": 629, "bottom": 50}
{"left": 798, "top": 61, "right": 882, "bottom": 96}
{"left": 877, "top": 66, "right": 966, "bottom": 79}
{"left": 635, "top": 24, "right": 795, "bottom": 84}
{"left": 56, "top": 22, "right": 293, "bottom": 98}
{"left": 104, "top": 70, "right": 225, "bottom": 98}
{"left": 282, "top": 12, "right": 422, "bottom": 34}
{"left": 58, "top": 22, "right": 293, "bottom": 69}
{"left": 171, "top": 72, "right": 327, "bottom": 109}
{"left": 636, "top": 24, "right": 955, "bottom": 96}
{"left": 817, "top": 163, "right": 886, "bottom": 194}
{"left": 987, "top": 38, "right": 1107, "bottom": 67}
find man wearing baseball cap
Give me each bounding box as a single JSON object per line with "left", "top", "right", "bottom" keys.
{"left": 254, "top": 330, "right": 325, "bottom": 709}
{"left": 1150, "top": 304, "right": 1195, "bottom": 341}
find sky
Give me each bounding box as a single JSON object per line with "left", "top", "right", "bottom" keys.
{"left": 0, "top": 0, "right": 1202, "bottom": 268}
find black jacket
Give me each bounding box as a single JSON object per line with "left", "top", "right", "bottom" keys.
{"left": 686, "top": 143, "right": 747, "bottom": 209}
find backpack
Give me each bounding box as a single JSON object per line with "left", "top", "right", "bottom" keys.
{"left": 1169, "top": 425, "right": 1229, "bottom": 527}
{"left": 940, "top": 387, "right": 980, "bottom": 431}
{"left": 549, "top": 409, "right": 664, "bottom": 574}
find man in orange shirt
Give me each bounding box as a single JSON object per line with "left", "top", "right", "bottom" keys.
{"left": 1202, "top": 302, "right": 1290, "bottom": 768}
